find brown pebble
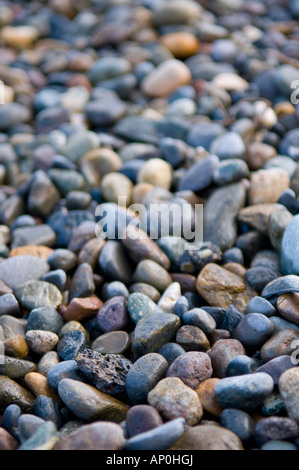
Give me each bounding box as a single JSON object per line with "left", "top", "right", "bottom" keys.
{"left": 77, "top": 238, "right": 105, "bottom": 268}
{"left": 61, "top": 296, "right": 103, "bottom": 322}
{"left": 171, "top": 425, "right": 243, "bottom": 450}
{"left": 161, "top": 32, "right": 199, "bottom": 58}
{"left": 208, "top": 339, "right": 246, "bottom": 378}
{"left": 239, "top": 203, "right": 284, "bottom": 234}
{"left": 4, "top": 334, "right": 29, "bottom": 359}
{"left": 261, "top": 329, "right": 299, "bottom": 362}
{"left": 196, "top": 378, "right": 223, "bottom": 417}
{"left": 210, "top": 329, "right": 231, "bottom": 345}
{"left": 277, "top": 293, "right": 299, "bottom": 325}
{"left": 0, "top": 280, "right": 13, "bottom": 295}
{"left": 24, "top": 372, "right": 59, "bottom": 401}
{"left": 249, "top": 169, "right": 290, "bottom": 205}
{"left": 0, "top": 427, "right": 19, "bottom": 450}
{"left": 171, "top": 273, "right": 197, "bottom": 293}
{"left": 247, "top": 141, "right": 277, "bottom": 171}
{"left": 176, "top": 325, "right": 210, "bottom": 352}
{"left": 167, "top": 351, "right": 212, "bottom": 389}
{"left": 9, "top": 245, "right": 54, "bottom": 260}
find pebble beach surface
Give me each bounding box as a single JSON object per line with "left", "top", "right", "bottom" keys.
{"left": 0, "top": 0, "right": 299, "bottom": 451}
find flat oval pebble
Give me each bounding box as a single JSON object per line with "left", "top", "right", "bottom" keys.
{"left": 126, "top": 405, "right": 163, "bottom": 438}
{"left": 214, "top": 373, "right": 274, "bottom": 411}
{"left": 91, "top": 331, "right": 130, "bottom": 355}
{"left": 15, "top": 281, "right": 62, "bottom": 310}
{"left": 54, "top": 422, "right": 125, "bottom": 450}
{"left": 0, "top": 256, "right": 49, "bottom": 289}
{"left": 171, "top": 425, "right": 243, "bottom": 450}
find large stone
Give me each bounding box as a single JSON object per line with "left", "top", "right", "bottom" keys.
{"left": 281, "top": 215, "right": 299, "bottom": 275}
{"left": 171, "top": 425, "right": 243, "bottom": 450}
{"left": 0, "top": 256, "right": 49, "bottom": 289}
{"left": 141, "top": 60, "right": 191, "bottom": 97}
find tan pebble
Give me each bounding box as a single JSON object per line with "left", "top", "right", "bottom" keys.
{"left": 238, "top": 203, "right": 285, "bottom": 234}
{"left": 196, "top": 263, "right": 257, "bottom": 312}
{"left": 9, "top": 245, "right": 54, "bottom": 260}
{"left": 4, "top": 335, "right": 29, "bottom": 359}
{"left": 274, "top": 101, "right": 296, "bottom": 116}
{"left": 1, "top": 26, "right": 39, "bottom": 49}
{"left": 0, "top": 427, "right": 19, "bottom": 450}
{"left": 37, "top": 351, "right": 60, "bottom": 377}
{"left": 196, "top": 378, "right": 223, "bottom": 416}
{"left": 101, "top": 172, "right": 133, "bottom": 206}
{"left": 161, "top": 32, "right": 199, "bottom": 58}
{"left": 212, "top": 73, "right": 248, "bottom": 91}
{"left": 137, "top": 158, "right": 172, "bottom": 189}
{"left": 132, "top": 183, "right": 154, "bottom": 204}
{"left": 247, "top": 141, "right": 277, "bottom": 171}
{"left": 141, "top": 59, "right": 191, "bottom": 97}
{"left": 78, "top": 238, "right": 105, "bottom": 268}
{"left": 25, "top": 330, "right": 59, "bottom": 355}
{"left": 24, "top": 372, "right": 59, "bottom": 401}
{"left": 171, "top": 425, "right": 243, "bottom": 450}
{"left": 277, "top": 293, "right": 299, "bottom": 325}
{"left": 80, "top": 148, "right": 122, "bottom": 187}
{"left": 249, "top": 169, "right": 290, "bottom": 205}
{"left": 223, "top": 263, "right": 246, "bottom": 279}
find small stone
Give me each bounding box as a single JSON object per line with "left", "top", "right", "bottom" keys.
{"left": 11, "top": 225, "right": 56, "bottom": 249}
{"left": 42, "top": 269, "right": 66, "bottom": 291}
{"left": 58, "top": 378, "right": 129, "bottom": 422}
{"left": 239, "top": 203, "right": 284, "bottom": 234}
{"left": 215, "top": 373, "right": 274, "bottom": 411}
{"left": 129, "top": 283, "right": 161, "bottom": 302}
{"left": 47, "top": 360, "right": 86, "bottom": 392}
{"left": 171, "top": 425, "right": 243, "bottom": 450}
{"left": 220, "top": 409, "right": 255, "bottom": 443}
{"left": 210, "top": 132, "right": 246, "bottom": 160}
{"left": 213, "top": 159, "right": 249, "bottom": 186}
{"left": 279, "top": 368, "right": 299, "bottom": 423}
{"left": 281, "top": 216, "right": 299, "bottom": 275}
{"left": 153, "top": 0, "right": 201, "bottom": 25}
{"left": 261, "top": 440, "right": 297, "bottom": 450}
{"left": 4, "top": 335, "right": 29, "bottom": 359}
{"left": 47, "top": 210, "right": 95, "bottom": 248}
{"left": 137, "top": 158, "right": 172, "bottom": 190}
{"left": 62, "top": 297, "right": 103, "bottom": 323}
{"left": 0, "top": 427, "right": 19, "bottom": 450}
{"left": 277, "top": 293, "right": 299, "bottom": 325}
{"left": 96, "top": 296, "right": 129, "bottom": 332}
{"left": 98, "top": 241, "right": 132, "bottom": 285}
{"left": 183, "top": 308, "right": 216, "bottom": 334}
{"left": 76, "top": 349, "right": 132, "bottom": 396}
{"left": 0, "top": 255, "right": 49, "bottom": 289}
{"left": 156, "top": 342, "right": 185, "bottom": 366}
{"left": 0, "top": 376, "right": 35, "bottom": 413}
{"left": 148, "top": 377, "right": 203, "bottom": 426}
{"left": 226, "top": 355, "right": 260, "bottom": 377}
{"left": 255, "top": 416, "right": 299, "bottom": 446}
{"left": 196, "top": 263, "right": 257, "bottom": 313}
{"left": 27, "top": 307, "right": 64, "bottom": 334}
{"left": 27, "top": 171, "right": 60, "bottom": 218}
{"left": 54, "top": 421, "right": 125, "bottom": 450}
{"left": 37, "top": 351, "right": 60, "bottom": 377}
{"left": 133, "top": 260, "right": 172, "bottom": 293}
{"left": 221, "top": 305, "right": 245, "bottom": 335}
{"left": 125, "top": 353, "right": 168, "bottom": 405}
{"left": 69, "top": 263, "right": 95, "bottom": 301}
{"left": 269, "top": 209, "right": 293, "bottom": 251}
{"left": 262, "top": 393, "right": 286, "bottom": 417}
{"left": 1, "top": 25, "right": 39, "bottom": 49}
{"left": 17, "top": 415, "right": 45, "bottom": 444}
{"left": 176, "top": 325, "right": 210, "bottom": 352}
{"left": 78, "top": 239, "right": 105, "bottom": 269}
{"left": 141, "top": 60, "right": 191, "bottom": 98}
{"left": 233, "top": 313, "right": 274, "bottom": 352}
{"left": 25, "top": 330, "right": 59, "bottom": 355}
{"left": 56, "top": 330, "right": 88, "bottom": 361}
{"left": 256, "top": 356, "right": 295, "bottom": 386}
{"left": 127, "top": 293, "right": 161, "bottom": 324}
{"left": 0, "top": 293, "right": 20, "bottom": 317}
{"left": 24, "top": 372, "right": 57, "bottom": 399}
{"left": 161, "top": 32, "right": 199, "bottom": 58}
{"left": 0, "top": 356, "right": 36, "bottom": 379}
{"left": 0, "top": 316, "right": 27, "bottom": 339}
{"left": 15, "top": 281, "right": 62, "bottom": 310}
{"left": 18, "top": 421, "right": 58, "bottom": 451}
{"left": 1, "top": 403, "right": 22, "bottom": 439}
{"left": 246, "top": 296, "right": 276, "bottom": 317}
{"left": 101, "top": 172, "right": 133, "bottom": 205}
{"left": 208, "top": 339, "right": 246, "bottom": 379}
{"left": 196, "top": 378, "right": 222, "bottom": 417}
{"left": 245, "top": 267, "right": 279, "bottom": 293}
{"left": 48, "top": 249, "right": 77, "bottom": 272}
{"left": 126, "top": 405, "right": 163, "bottom": 438}
{"left": 167, "top": 351, "right": 212, "bottom": 389}
{"left": 125, "top": 417, "right": 186, "bottom": 451}
{"left": 260, "top": 329, "right": 299, "bottom": 362}
{"left": 33, "top": 396, "right": 60, "bottom": 428}
{"left": 91, "top": 331, "right": 130, "bottom": 355}
{"left": 179, "top": 155, "right": 219, "bottom": 192}
{"left": 249, "top": 169, "right": 290, "bottom": 205}
{"left": 9, "top": 246, "right": 53, "bottom": 260}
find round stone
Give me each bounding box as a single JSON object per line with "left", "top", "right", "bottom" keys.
{"left": 126, "top": 405, "right": 163, "bottom": 438}
{"left": 256, "top": 356, "right": 296, "bottom": 386}
{"left": 208, "top": 339, "right": 246, "bottom": 378}
{"left": 195, "top": 378, "right": 222, "bottom": 417}
{"left": 127, "top": 293, "right": 161, "bottom": 324}
{"left": 260, "top": 329, "right": 299, "bottom": 362}
{"left": 171, "top": 425, "right": 243, "bottom": 450}
{"left": 133, "top": 260, "right": 172, "bottom": 293}
{"left": 0, "top": 376, "right": 35, "bottom": 413}
{"left": 233, "top": 313, "right": 274, "bottom": 352}
{"left": 141, "top": 60, "right": 191, "bottom": 98}
{"left": 27, "top": 307, "right": 64, "bottom": 334}
{"left": 220, "top": 409, "right": 255, "bottom": 443}
{"left": 281, "top": 215, "right": 299, "bottom": 275}
{"left": 255, "top": 417, "right": 299, "bottom": 447}
{"left": 161, "top": 32, "right": 199, "bottom": 59}
{"left": 56, "top": 330, "right": 88, "bottom": 361}
{"left": 167, "top": 351, "right": 212, "bottom": 389}
{"left": 91, "top": 331, "right": 130, "bottom": 355}
{"left": 96, "top": 296, "right": 129, "bottom": 332}
{"left": 183, "top": 308, "right": 217, "bottom": 334}
{"left": 137, "top": 158, "right": 172, "bottom": 190}
{"left": 25, "top": 330, "right": 59, "bottom": 355}
{"left": 148, "top": 377, "right": 203, "bottom": 426}
{"left": 101, "top": 172, "right": 133, "bottom": 206}
{"left": 37, "top": 351, "right": 60, "bottom": 377}
{"left": 279, "top": 368, "right": 299, "bottom": 423}
{"left": 15, "top": 281, "right": 62, "bottom": 310}
{"left": 0, "top": 256, "right": 49, "bottom": 289}
{"left": 176, "top": 325, "right": 210, "bottom": 352}
{"left": 277, "top": 293, "right": 299, "bottom": 325}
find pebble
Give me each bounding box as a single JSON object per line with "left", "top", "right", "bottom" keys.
{"left": 101, "top": 282, "right": 129, "bottom": 300}
{"left": 58, "top": 378, "right": 129, "bottom": 422}
{"left": 281, "top": 215, "right": 299, "bottom": 275}
{"left": 0, "top": 427, "right": 19, "bottom": 450}
{"left": 78, "top": 239, "right": 105, "bottom": 268}
{"left": 256, "top": 356, "right": 296, "bottom": 386}
{"left": 1, "top": 404, "right": 22, "bottom": 439}
{"left": 249, "top": 169, "right": 290, "bottom": 205}
{"left": 127, "top": 293, "right": 161, "bottom": 324}
{"left": 183, "top": 308, "right": 216, "bottom": 334}
{"left": 133, "top": 260, "right": 172, "bottom": 293}
{"left": 156, "top": 342, "right": 185, "bottom": 366}
{"left": 137, "top": 158, "right": 172, "bottom": 190}
{"left": 47, "top": 210, "right": 95, "bottom": 248}
{"left": 246, "top": 296, "right": 277, "bottom": 317}
{"left": 25, "top": 330, "right": 59, "bottom": 355}
{"left": 11, "top": 225, "right": 56, "bottom": 249}
{"left": 148, "top": 377, "right": 203, "bottom": 426}
{"left": 279, "top": 368, "right": 299, "bottom": 423}
{"left": 270, "top": 316, "right": 299, "bottom": 334}
{"left": 125, "top": 353, "right": 168, "bottom": 405}
{"left": 98, "top": 241, "right": 132, "bottom": 285}
{"left": 25, "top": 372, "right": 57, "bottom": 399}
{"left": 27, "top": 171, "right": 60, "bottom": 218}
{"left": 167, "top": 351, "right": 212, "bottom": 389}
{"left": 260, "top": 329, "right": 299, "bottom": 362}
{"left": 56, "top": 330, "right": 88, "bottom": 361}
{"left": 96, "top": 296, "right": 129, "bottom": 332}
{"left": 68, "top": 263, "right": 95, "bottom": 301}
{"left": 269, "top": 208, "right": 293, "bottom": 251}
{"left": 195, "top": 378, "right": 222, "bottom": 417}
{"left": 176, "top": 325, "right": 210, "bottom": 352}
{"left": 15, "top": 281, "right": 62, "bottom": 310}
{"left": 179, "top": 155, "right": 219, "bottom": 192}
{"left": 255, "top": 417, "right": 299, "bottom": 446}
{"left": 4, "top": 335, "right": 29, "bottom": 359}
{"left": 0, "top": 376, "right": 35, "bottom": 412}
{"left": 0, "top": 255, "right": 49, "bottom": 289}
{"left": 233, "top": 313, "right": 274, "bottom": 352}
{"left": 101, "top": 172, "right": 133, "bottom": 205}
{"left": 261, "top": 440, "right": 297, "bottom": 450}
{"left": 213, "top": 159, "right": 249, "bottom": 186}
{"left": 0, "top": 356, "right": 36, "bottom": 379}
{"left": 0, "top": 293, "right": 20, "bottom": 317}
{"left": 153, "top": 1, "right": 202, "bottom": 25}
{"left": 277, "top": 293, "right": 299, "bottom": 325}
{"left": 18, "top": 414, "right": 45, "bottom": 444}
{"left": 126, "top": 405, "right": 163, "bottom": 438}
{"left": 125, "top": 417, "right": 186, "bottom": 451}
{"left": 214, "top": 373, "right": 274, "bottom": 411}
{"left": 91, "top": 331, "right": 130, "bottom": 355}
{"left": 171, "top": 425, "right": 243, "bottom": 450}
{"left": 55, "top": 421, "right": 125, "bottom": 450}
{"left": 27, "top": 307, "right": 63, "bottom": 334}
{"left": 76, "top": 349, "right": 132, "bottom": 396}
{"left": 47, "top": 249, "right": 77, "bottom": 272}
{"left": 220, "top": 409, "right": 254, "bottom": 443}
{"left": 141, "top": 60, "right": 191, "bottom": 97}
{"left": 37, "top": 351, "right": 59, "bottom": 377}
{"left": 208, "top": 339, "right": 245, "bottom": 378}
{"left": 203, "top": 183, "right": 246, "bottom": 251}
{"left": 47, "top": 360, "right": 86, "bottom": 392}
{"left": 221, "top": 305, "right": 245, "bottom": 335}
{"left": 226, "top": 355, "right": 260, "bottom": 377}
{"left": 18, "top": 421, "right": 58, "bottom": 451}
{"left": 196, "top": 264, "right": 257, "bottom": 313}
{"left": 0, "top": 316, "right": 27, "bottom": 339}
{"left": 262, "top": 393, "right": 286, "bottom": 417}
{"left": 210, "top": 132, "right": 246, "bottom": 160}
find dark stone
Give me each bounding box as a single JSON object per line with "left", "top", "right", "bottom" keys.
{"left": 126, "top": 405, "right": 163, "bottom": 438}
{"left": 96, "top": 296, "right": 129, "bottom": 332}
{"left": 57, "top": 330, "right": 88, "bottom": 361}
{"left": 233, "top": 313, "right": 274, "bottom": 352}
{"left": 220, "top": 409, "right": 255, "bottom": 443}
